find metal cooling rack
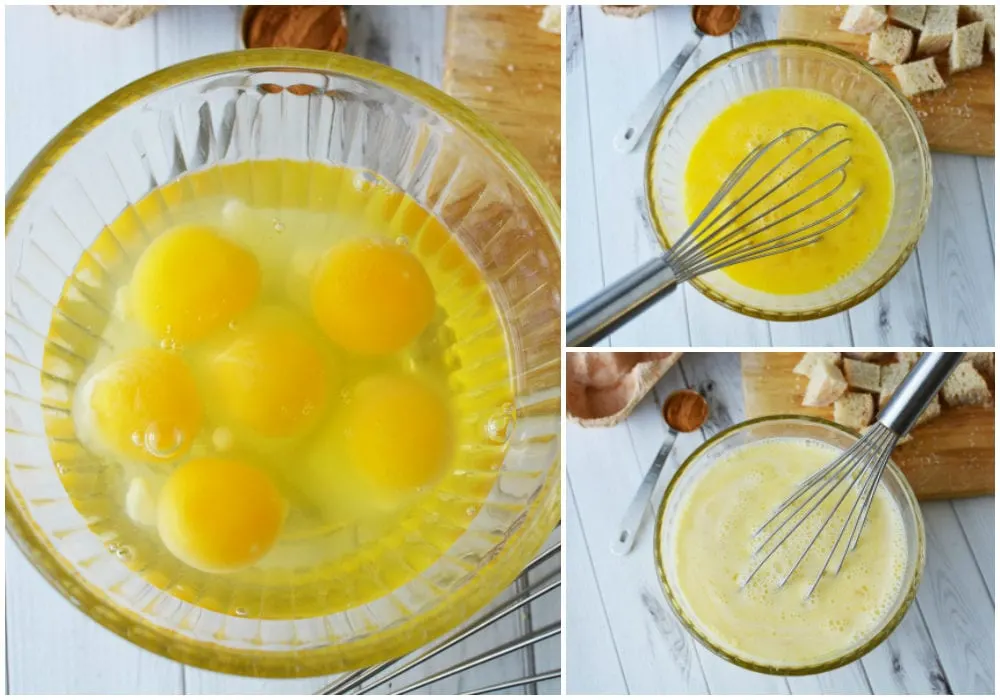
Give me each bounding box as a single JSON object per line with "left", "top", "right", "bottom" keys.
{"left": 316, "top": 537, "right": 561, "bottom": 695}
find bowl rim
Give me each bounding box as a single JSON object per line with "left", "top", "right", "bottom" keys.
{"left": 652, "top": 413, "right": 926, "bottom": 676}
{"left": 644, "top": 39, "right": 933, "bottom": 322}
{"left": 4, "top": 48, "right": 561, "bottom": 678}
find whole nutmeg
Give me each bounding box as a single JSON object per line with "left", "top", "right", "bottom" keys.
{"left": 243, "top": 5, "right": 349, "bottom": 52}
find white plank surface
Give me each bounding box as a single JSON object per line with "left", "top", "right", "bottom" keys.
{"left": 4, "top": 5, "right": 557, "bottom": 694}
{"left": 566, "top": 351, "right": 995, "bottom": 693}
{"left": 566, "top": 5, "right": 995, "bottom": 347}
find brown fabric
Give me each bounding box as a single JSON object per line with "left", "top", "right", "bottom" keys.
{"left": 567, "top": 352, "right": 682, "bottom": 427}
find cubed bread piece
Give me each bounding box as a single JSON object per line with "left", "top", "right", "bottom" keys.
{"left": 802, "top": 362, "right": 849, "bottom": 407}
{"left": 950, "top": 20, "right": 986, "bottom": 73}
{"left": 965, "top": 352, "right": 995, "bottom": 381}
{"left": 841, "top": 5, "right": 888, "bottom": 33}
{"left": 870, "top": 24, "right": 915, "bottom": 64}
{"left": 962, "top": 5, "right": 995, "bottom": 24}
{"left": 833, "top": 392, "right": 875, "bottom": 432}
{"left": 844, "top": 352, "right": 891, "bottom": 361}
{"left": 917, "top": 5, "right": 958, "bottom": 55}
{"left": 843, "top": 358, "right": 882, "bottom": 393}
{"left": 941, "top": 362, "right": 993, "bottom": 406}
{"left": 893, "top": 57, "right": 947, "bottom": 96}
{"left": 896, "top": 351, "right": 921, "bottom": 367}
{"left": 913, "top": 392, "right": 942, "bottom": 427}
{"left": 793, "top": 351, "right": 841, "bottom": 376}
{"left": 879, "top": 362, "right": 911, "bottom": 409}
{"left": 890, "top": 5, "right": 927, "bottom": 29}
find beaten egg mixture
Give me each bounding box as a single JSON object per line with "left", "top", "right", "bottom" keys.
{"left": 44, "top": 160, "right": 513, "bottom": 619}
{"left": 666, "top": 439, "right": 907, "bottom": 668}
{"left": 679, "top": 88, "right": 894, "bottom": 296}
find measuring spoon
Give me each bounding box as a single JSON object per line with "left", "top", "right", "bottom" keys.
{"left": 612, "top": 5, "right": 742, "bottom": 153}
{"left": 611, "top": 389, "right": 709, "bottom": 556}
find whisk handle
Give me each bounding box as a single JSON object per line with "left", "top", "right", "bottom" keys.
{"left": 878, "top": 352, "right": 965, "bottom": 436}
{"left": 566, "top": 257, "right": 678, "bottom": 347}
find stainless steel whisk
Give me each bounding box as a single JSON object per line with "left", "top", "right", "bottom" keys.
{"left": 567, "top": 123, "right": 862, "bottom": 347}
{"left": 744, "top": 352, "right": 964, "bottom": 598}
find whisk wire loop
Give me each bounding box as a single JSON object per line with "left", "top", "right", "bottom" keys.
{"left": 743, "top": 423, "right": 898, "bottom": 595}
{"left": 664, "top": 123, "right": 858, "bottom": 282}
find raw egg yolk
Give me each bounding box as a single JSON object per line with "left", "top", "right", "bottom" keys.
{"left": 86, "top": 348, "right": 202, "bottom": 462}
{"left": 158, "top": 457, "right": 285, "bottom": 573}
{"left": 131, "top": 224, "right": 260, "bottom": 343}
{"left": 209, "top": 313, "right": 331, "bottom": 437}
{"left": 311, "top": 237, "right": 435, "bottom": 355}
{"left": 347, "top": 374, "right": 451, "bottom": 491}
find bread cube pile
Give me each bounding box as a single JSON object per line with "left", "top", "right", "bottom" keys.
{"left": 793, "top": 351, "right": 993, "bottom": 436}
{"left": 840, "top": 5, "right": 993, "bottom": 96}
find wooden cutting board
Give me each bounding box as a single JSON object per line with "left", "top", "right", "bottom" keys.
{"left": 778, "top": 5, "right": 995, "bottom": 156}
{"left": 742, "top": 353, "right": 995, "bottom": 500}
{"left": 442, "top": 5, "right": 561, "bottom": 202}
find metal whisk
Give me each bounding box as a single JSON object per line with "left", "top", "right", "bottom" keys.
{"left": 744, "top": 352, "right": 964, "bottom": 598}
{"left": 567, "top": 123, "right": 862, "bottom": 347}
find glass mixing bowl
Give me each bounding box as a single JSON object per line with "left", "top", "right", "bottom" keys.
{"left": 5, "top": 50, "right": 561, "bottom": 677}
{"left": 654, "top": 415, "right": 925, "bottom": 676}
{"left": 647, "top": 40, "right": 932, "bottom": 321}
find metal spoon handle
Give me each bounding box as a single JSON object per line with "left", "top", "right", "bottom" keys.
{"left": 612, "top": 33, "right": 703, "bottom": 153}
{"left": 611, "top": 429, "right": 678, "bottom": 556}
{"left": 566, "top": 256, "right": 678, "bottom": 347}
{"left": 878, "top": 352, "right": 965, "bottom": 436}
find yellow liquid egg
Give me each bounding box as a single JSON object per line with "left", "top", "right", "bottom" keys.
{"left": 130, "top": 224, "right": 260, "bottom": 343}
{"left": 312, "top": 237, "right": 436, "bottom": 355}
{"left": 158, "top": 457, "right": 285, "bottom": 573}
{"left": 46, "top": 160, "right": 514, "bottom": 620}
{"left": 680, "top": 88, "right": 894, "bottom": 295}
{"left": 347, "top": 373, "right": 452, "bottom": 492}
{"left": 80, "top": 347, "right": 202, "bottom": 462}
{"left": 207, "top": 309, "right": 333, "bottom": 438}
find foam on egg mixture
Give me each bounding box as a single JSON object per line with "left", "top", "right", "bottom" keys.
{"left": 666, "top": 438, "right": 907, "bottom": 668}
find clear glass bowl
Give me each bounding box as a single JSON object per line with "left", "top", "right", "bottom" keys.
{"left": 647, "top": 40, "right": 932, "bottom": 321}
{"left": 5, "top": 50, "right": 561, "bottom": 677}
{"left": 654, "top": 415, "right": 925, "bottom": 675}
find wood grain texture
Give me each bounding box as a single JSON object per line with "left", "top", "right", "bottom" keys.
{"left": 778, "top": 5, "right": 995, "bottom": 156}
{"left": 442, "top": 5, "right": 561, "bottom": 202}
{"left": 567, "top": 351, "right": 995, "bottom": 694}
{"left": 741, "top": 352, "right": 995, "bottom": 499}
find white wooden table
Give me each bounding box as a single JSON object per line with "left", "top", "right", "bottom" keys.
{"left": 567, "top": 5, "right": 996, "bottom": 347}
{"left": 4, "top": 6, "right": 559, "bottom": 694}
{"left": 566, "top": 352, "right": 995, "bottom": 694}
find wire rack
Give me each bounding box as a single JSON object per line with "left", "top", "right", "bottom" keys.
{"left": 315, "top": 536, "right": 561, "bottom": 695}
